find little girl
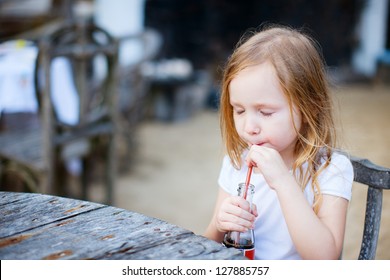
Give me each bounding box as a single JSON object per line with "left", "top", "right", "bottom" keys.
{"left": 204, "top": 25, "right": 354, "bottom": 259}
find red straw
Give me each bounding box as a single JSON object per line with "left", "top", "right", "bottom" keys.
{"left": 243, "top": 165, "right": 253, "bottom": 200}
{"left": 235, "top": 165, "right": 254, "bottom": 247}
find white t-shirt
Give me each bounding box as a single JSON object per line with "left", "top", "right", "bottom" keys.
{"left": 218, "top": 151, "right": 353, "bottom": 260}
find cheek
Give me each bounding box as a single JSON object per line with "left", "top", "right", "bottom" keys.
{"left": 233, "top": 116, "right": 244, "bottom": 135}
{"left": 270, "top": 112, "right": 300, "bottom": 140}
{"left": 291, "top": 110, "right": 303, "bottom": 134}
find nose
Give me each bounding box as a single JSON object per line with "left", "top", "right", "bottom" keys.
{"left": 244, "top": 114, "right": 260, "bottom": 136}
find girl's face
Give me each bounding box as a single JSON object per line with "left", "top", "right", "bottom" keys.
{"left": 229, "top": 61, "right": 302, "bottom": 165}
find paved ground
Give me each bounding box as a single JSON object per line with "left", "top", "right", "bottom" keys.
{"left": 90, "top": 83, "right": 390, "bottom": 260}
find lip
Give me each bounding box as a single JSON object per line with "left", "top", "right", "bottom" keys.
{"left": 247, "top": 142, "right": 265, "bottom": 147}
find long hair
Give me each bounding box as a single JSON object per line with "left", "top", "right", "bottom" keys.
{"left": 219, "top": 24, "right": 336, "bottom": 213}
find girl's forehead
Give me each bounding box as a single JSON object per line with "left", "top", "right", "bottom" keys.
{"left": 232, "top": 61, "right": 279, "bottom": 86}
{"left": 230, "top": 62, "right": 282, "bottom": 97}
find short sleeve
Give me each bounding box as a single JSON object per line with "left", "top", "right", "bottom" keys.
{"left": 318, "top": 152, "right": 354, "bottom": 201}
{"left": 217, "top": 155, "right": 243, "bottom": 195}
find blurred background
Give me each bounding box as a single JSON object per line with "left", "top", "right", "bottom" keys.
{"left": 0, "top": 0, "right": 389, "bottom": 259}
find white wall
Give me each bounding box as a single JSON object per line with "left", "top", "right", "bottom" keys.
{"left": 94, "top": 0, "right": 146, "bottom": 67}
{"left": 352, "top": 0, "right": 389, "bottom": 76}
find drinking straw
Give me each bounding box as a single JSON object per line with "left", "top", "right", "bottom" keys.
{"left": 234, "top": 165, "right": 254, "bottom": 247}
{"left": 234, "top": 165, "right": 253, "bottom": 247}
{"left": 243, "top": 165, "right": 253, "bottom": 200}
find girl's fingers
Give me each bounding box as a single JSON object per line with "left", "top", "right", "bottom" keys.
{"left": 217, "top": 197, "right": 257, "bottom": 232}
{"left": 224, "top": 197, "right": 256, "bottom": 220}
{"left": 246, "top": 145, "right": 264, "bottom": 166}
{"left": 218, "top": 221, "right": 250, "bottom": 233}
{"left": 217, "top": 212, "right": 254, "bottom": 232}
{"left": 251, "top": 204, "right": 259, "bottom": 217}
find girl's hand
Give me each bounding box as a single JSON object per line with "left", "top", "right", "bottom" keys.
{"left": 246, "top": 145, "right": 293, "bottom": 191}
{"left": 215, "top": 196, "right": 258, "bottom": 233}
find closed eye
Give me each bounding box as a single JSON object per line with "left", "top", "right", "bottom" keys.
{"left": 232, "top": 107, "right": 245, "bottom": 115}
{"left": 260, "top": 111, "right": 274, "bottom": 117}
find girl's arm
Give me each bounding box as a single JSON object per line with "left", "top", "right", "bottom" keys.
{"left": 204, "top": 188, "right": 257, "bottom": 242}
{"left": 275, "top": 174, "right": 348, "bottom": 259}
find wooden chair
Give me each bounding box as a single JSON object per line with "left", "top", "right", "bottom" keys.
{"left": 115, "top": 28, "right": 163, "bottom": 170}
{"left": 0, "top": 20, "right": 119, "bottom": 205}
{"left": 350, "top": 156, "right": 390, "bottom": 259}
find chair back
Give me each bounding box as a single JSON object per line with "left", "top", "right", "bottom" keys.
{"left": 32, "top": 20, "right": 119, "bottom": 203}
{"left": 350, "top": 156, "right": 390, "bottom": 259}
{"left": 34, "top": 20, "right": 119, "bottom": 133}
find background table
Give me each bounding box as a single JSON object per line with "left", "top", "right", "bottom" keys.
{"left": 0, "top": 191, "right": 244, "bottom": 260}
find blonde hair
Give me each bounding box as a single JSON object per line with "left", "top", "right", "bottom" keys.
{"left": 219, "top": 24, "right": 336, "bottom": 213}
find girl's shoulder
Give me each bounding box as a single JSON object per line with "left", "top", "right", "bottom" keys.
{"left": 315, "top": 148, "right": 351, "bottom": 168}
{"left": 329, "top": 150, "right": 353, "bottom": 168}
{"left": 317, "top": 150, "right": 354, "bottom": 200}
{"left": 318, "top": 150, "right": 354, "bottom": 178}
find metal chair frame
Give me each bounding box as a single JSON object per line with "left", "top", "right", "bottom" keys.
{"left": 350, "top": 156, "right": 390, "bottom": 259}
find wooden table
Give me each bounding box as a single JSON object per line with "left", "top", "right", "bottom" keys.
{"left": 0, "top": 191, "right": 244, "bottom": 260}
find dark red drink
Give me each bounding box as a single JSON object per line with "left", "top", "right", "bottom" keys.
{"left": 223, "top": 235, "right": 255, "bottom": 260}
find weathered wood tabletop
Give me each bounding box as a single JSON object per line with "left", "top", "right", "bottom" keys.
{"left": 0, "top": 191, "right": 244, "bottom": 260}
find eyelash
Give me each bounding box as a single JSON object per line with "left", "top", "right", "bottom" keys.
{"left": 234, "top": 110, "right": 273, "bottom": 117}
{"left": 261, "top": 111, "right": 273, "bottom": 117}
